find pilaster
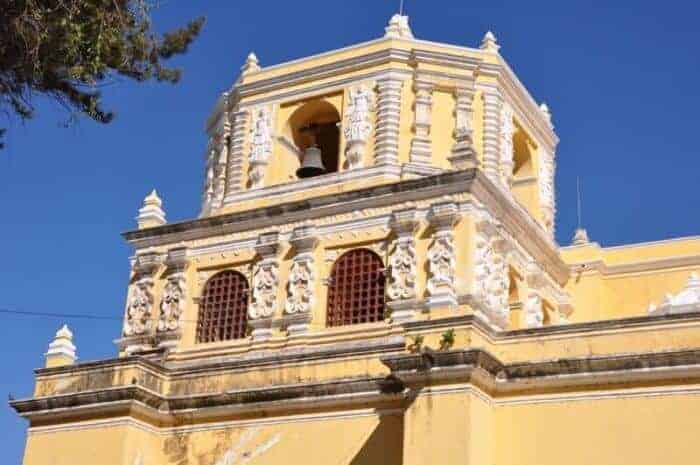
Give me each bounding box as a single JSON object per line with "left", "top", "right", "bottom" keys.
{"left": 387, "top": 208, "right": 420, "bottom": 323}
{"left": 248, "top": 107, "right": 273, "bottom": 189}
{"left": 344, "top": 85, "right": 374, "bottom": 170}
{"left": 500, "top": 104, "right": 515, "bottom": 187}
{"left": 374, "top": 76, "right": 404, "bottom": 165}
{"left": 248, "top": 231, "right": 281, "bottom": 341}
{"left": 449, "top": 85, "right": 478, "bottom": 170}
{"left": 156, "top": 247, "right": 189, "bottom": 349}
{"left": 408, "top": 77, "right": 434, "bottom": 166}
{"left": 282, "top": 225, "right": 320, "bottom": 335}
{"left": 481, "top": 87, "right": 503, "bottom": 183}
{"left": 538, "top": 146, "right": 556, "bottom": 238}
{"left": 426, "top": 202, "right": 460, "bottom": 309}
{"left": 119, "top": 252, "right": 163, "bottom": 354}
{"left": 226, "top": 108, "right": 250, "bottom": 195}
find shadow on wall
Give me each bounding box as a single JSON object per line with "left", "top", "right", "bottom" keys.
{"left": 349, "top": 414, "right": 404, "bottom": 465}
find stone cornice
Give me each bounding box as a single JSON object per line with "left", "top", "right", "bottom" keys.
{"left": 123, "top": 169, "right": 569, "bottom": 284}
{"left": 15, "top": 345, "right": 700, "bottom": 424}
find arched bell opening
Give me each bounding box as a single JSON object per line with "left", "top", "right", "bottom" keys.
{"left": 287, "top": 99, "right": 341, "bottom": 178}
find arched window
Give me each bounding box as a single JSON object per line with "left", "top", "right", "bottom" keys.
{"left": 288, "top": 99, "right": 341, "bottom": 178}
{"left": 327, "top": 249, "right": 386, "bottom": 327}
{"left": 196, "top": 270, "right": 249, "bottom": 343}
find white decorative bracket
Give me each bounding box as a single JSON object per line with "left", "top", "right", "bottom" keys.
{"left": 426, "top": 202, "right": 460, "bottom": 309}
{"left": 283, "top": 225, "right": 320, "bottom": 335}
{"left": 387, "top": 208, "right": 420, "bottom": 323}
{"left": 156, "top": 247, "right": 189, "bottom": 348}
{"left": 248, "top": 232, "right": 281, "bottom": 341}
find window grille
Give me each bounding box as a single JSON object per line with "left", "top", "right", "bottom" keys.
{"left": 327, "top": 249, "right": 386, "bottom": 327}
{"left": 196, "top": 270, "right": 249, "bottom": 343}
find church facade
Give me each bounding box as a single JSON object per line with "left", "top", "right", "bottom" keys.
{"left": 12, "top": 15, "right": 700, "bottom": 465}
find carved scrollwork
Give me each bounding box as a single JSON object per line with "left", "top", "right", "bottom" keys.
{"left": 248, "top": 107, "right": 272, "bottom": 189}
{"left": 387, "top": 241, "right": 416, "bottom": 300}
{"left": 248, "top": 262, "right": 278, "bottom": 319}
{"left": 285, "top": 259, "right": 314, "bottom": 315}
{"left": 158, "top": 276, "right": 185, "bottom": 332}
{"left": 344, "top": 86, "right": 373, "bottom": 169}
{"left": 473, "top": 226, "right": 510, "bottom": 329}
{"left": 427, "top": 234, "right": 456, "bottom": 297}
{"left": 124, "top": 280, "right": 153, "bottom": 336}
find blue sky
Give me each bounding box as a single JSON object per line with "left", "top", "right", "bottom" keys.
{"left": 1, "top": 1, "right": 699, "bottom": 462}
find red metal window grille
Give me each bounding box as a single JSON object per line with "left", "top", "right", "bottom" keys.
{"left": 196, "top": 270, "right": 249, "bottom": 343}
{"left": 327, "top": 249, "right": 386, "bottom": 327}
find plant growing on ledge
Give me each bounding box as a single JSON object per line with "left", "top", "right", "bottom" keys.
{"left": 408, "top": 334, "right": 425, "bottom": 353}
{"left": 439, "top": 329, "right": 455, "bottom": 351}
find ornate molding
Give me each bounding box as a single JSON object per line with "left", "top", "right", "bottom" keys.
{"left": 426, "top": 203, "right": 460, "bottom": 308}
{"left": 248, "top": 232, "right": 281, "bottom": 341}
{"left": 284, "top": 226, "right": 319, "bottom": 335}
{"left": 472, "top": 213, "right": 510, "bottom": 330}
{"left": 538, "top": 146, "right": 555, "bottom": 237}
{"left": 344, "top": 85, "right": 374, "bottom": 170}
{"left": 481, "top": 87, "right": 502, "bottom": 184}
{"left": 225, "top": 108, "right": 249, "bottom": 197}
{"left": 500, "top": 104, "right": 514, "bottom": 187}
{"left": 156, "top": 248, "right": 189, "bottom": 341}
{"left": 387, "top": 209, "right": 420, "bottom": 322}
{"left": 523, "top": 292, "right": 544, "bottom": 329}
{"left": 248, "top": 107, "right": 273, "bottom": 189}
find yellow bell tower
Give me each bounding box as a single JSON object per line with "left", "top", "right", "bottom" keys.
{"left": 12, "top": 14, "right": 700, "bottom": 465}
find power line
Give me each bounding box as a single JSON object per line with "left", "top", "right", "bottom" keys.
{"left": 0, "top": 307, "right": 197, "bottom": 325}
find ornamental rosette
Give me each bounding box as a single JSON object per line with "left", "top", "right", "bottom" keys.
{"left": 427, "top": 234, "right": 456, "bottom": 296}
{"left": 285, "top": 259, "right": 314, "bottom": 315}
{"left": 124, "top": 281, "right": 153, "bottom": 336}
{"left": 387, "top": 240, "right": 416, "bottom": 300}
{"left": 158, "top": 277, "right": 185, "bottom": 332}
{"left": 248, "top": 263, "right": 278, "bottom": 319}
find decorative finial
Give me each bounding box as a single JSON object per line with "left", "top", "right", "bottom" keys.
{"left": 384, "top": 14, "right": 414, "bottom": 39}
{"left": 480, "top": 31, "right": 500, "bottom": 52}
{"left": 241, "top": 52, "right": 260, "bottom": 75}
{"left": 649, "top": 272, "right": 700, "bottom": 316}
{"left": 539, "top": 102, "right": 553, "bottom": 127}
{"left": 136, "top": 189, "right": 166, "bottom": 229}
{"left": 45, "top": 324, "right": 76, "bottom": 367}
{"left": 571, "top": 228, "right": 590, "bottom": 246}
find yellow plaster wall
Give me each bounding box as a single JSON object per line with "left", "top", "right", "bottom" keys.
{"left": 431, "top": 89, "right": 456, "bottom": 169}
{"left": 495, "top": 394, "right": 700, "bottom": 465}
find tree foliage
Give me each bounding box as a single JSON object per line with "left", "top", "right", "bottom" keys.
{"left": 0, "top": 0, "right": 205, "bottom": 148}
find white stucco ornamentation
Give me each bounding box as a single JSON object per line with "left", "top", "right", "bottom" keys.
{"left": 248, "top": 107, "right": 272, "bottom": 189}
{"left": 648, "top": 273, "right": 700, "bottom": 316}
{"left": 500, "top": 104, "right": 514, "bottom": 186}
{"left": 285, "top": 260, "right": 314, "bottom": 315}
{"left": 374, "top": 76, "right": 403, "bottom": 165}
{"left": 124, "top": 280, "right": 153, "bottom": 336}
{"left": 473, "top": 217, "right": 510, "bottom": 330}
{"left": 248, "top": 262, "right": 278, "bottom": 320}
{"left": 449, "top": 86, "right": 477, "bottom": 170}
{"left": 538, "top": 146, "right": 556, "bottom": 235}
{"left": 384, "top": 14, "right": 414, "bottom": 39}
{"left": 158, "top": 277, "right": 185, "bottom": 332}
{"left": 136, "top": 190, "right": 166, "bottom": 229}
{"left": 388, "top": 241, "right": 417, "bottom": 300}
{"left": 523, "top": 293, "right": 544, "bottom": 329}
{"left": 344, "top": 86, "right": 373, "bottom": 169}
{"left": 426, "top": 203, "right": 460, "bottom": 308}
{"left": 409, "top": 78, "right": 434, "bottom": 166}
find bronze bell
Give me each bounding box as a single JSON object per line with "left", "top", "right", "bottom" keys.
{"left": 296, "top": 145, "right": 326, "bottom": 178}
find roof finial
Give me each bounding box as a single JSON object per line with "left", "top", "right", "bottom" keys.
{"left": 385, "top": 13, "right": 414, "bottom": 39}
{"left": 137, "top": 189, "right": 166, "bottom": 229}
{"left": 45, "top": 324, "right": 76, "bottom": 367}
{"left": 241, "top": 52, "right": 260, "bottom": 76}
{"left": 480, "top": 31, "right": 500, "bottom": 52}
{"left": 539, "top": 102, "right": 553, "bottom": 127}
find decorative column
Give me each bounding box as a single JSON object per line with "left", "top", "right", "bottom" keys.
{"left": 343, "top": 85, "right": 374, "bottom": 170}
{"left": 283, "top": 225, "right": 320, "bottom": 335}
{"left": 472, "top": 214, "right": 510, "bottom": 330}
{"left": 247, "top": 107, "right": 272, "bottom": 189}
{"left": 500, "top": 104, "right": 515, "bottom": 187}
{"left": 226, "top": 107, "right": 250, "bottom": 196}
{"left": 481, "top": 87, "right": 503, "bottom": 183}
{"left": 538, "top": 146, "right": 556, "bottom": 238}
{"left": 449, "top": 85, "right": 478, "bottom": 170}
{"left": 409, "top": 77, "right": 434, "bottom": 166}
{"left": 374, "top": 76, "right": 404, "bottom": 165}
{"left": 426, "top": 203, "right": 460, "bottom": 309}
{"left": 121, "top": 252, "right": 162, "bottom": 354}
{"left": 248, "top": 232, "right": 281, "bottom": 341}
{"left": 156, "top": 247, "right": 189, "bottom": 348}
{"left": 387, "top": 208, "right": 420, "bottom": 323}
